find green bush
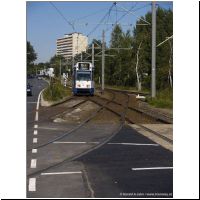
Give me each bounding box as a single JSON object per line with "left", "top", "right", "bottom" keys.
{"left": 43, "top": 80, "right": 71, "bottom": 101}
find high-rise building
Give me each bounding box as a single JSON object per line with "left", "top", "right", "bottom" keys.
{"left": 56, "top": 32, "right": 88, "bottom": 59}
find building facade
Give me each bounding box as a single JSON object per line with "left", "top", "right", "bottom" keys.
{"left": 56, "top": 32, "right": 88, "bottom": 59}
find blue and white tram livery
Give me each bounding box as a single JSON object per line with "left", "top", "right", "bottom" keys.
{"left": 72, "top": 62, "right": 95, "bottom": 95}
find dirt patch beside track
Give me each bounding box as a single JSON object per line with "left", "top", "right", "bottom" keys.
{"left": 53, "top": 100, "right": 100, "bottom": 124}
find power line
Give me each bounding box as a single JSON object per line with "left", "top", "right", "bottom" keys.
{"left": 70, "top": 23, "right": 136, "bottom": 26}
{"left": 105, "top": 3, "right": 113, "bottom": 31}
{"left": 103, "top": 3, "right": 140, "bottom": 35}
{"left": 72, "top": 2, "right": 149, "bottom": 51}
{"left": 73, "top": 2, "right": 116, "bottom": 60}
{"left": 116, "top": 3, "right": 151, "bottom": 25}
{"left": 59, "top": 2, "right": 151, "bottom": 64}
{"left": 115, "top": 2, "right": 118, "bottom": 25}
{"left": 130, "top": 3, "right": 151, "bottom": 13}
{"left": 49, "top": 1, "right": 75, "bottom": 31}
{"left": 87, "top": 3, "right": 116, "bottom": 37}
{"left": 72, "top": 8, "right": 108, "bottom": 23}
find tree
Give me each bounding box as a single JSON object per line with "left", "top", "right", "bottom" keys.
{"left": 135, "top": 42, "right": 142, "bottom": 91}
{"left": 49, "top": 55, "right": 65, "bottom": 77}
{"left": 89, "top": 39, "right": 103, "bottom": 83}
{"left": 132, "top": 7, "right": 173, "bottom": 90}
{"left": 27, "top": 41, "right": 37, "bottom": 66}
{"left": 106, "top": 25, "right": 135, "bottom": 86}
{"left": 108, "top": 25, "right": 124, "bottom": 85}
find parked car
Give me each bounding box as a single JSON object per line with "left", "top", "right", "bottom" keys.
{"left": 27, "top": 84, "right": 33, "bottom": 96}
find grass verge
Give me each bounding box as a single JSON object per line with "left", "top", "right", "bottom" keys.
{"left": 43, "top": 80, "right": 71, "bottom": 101}
{"left": 147, "top": 88, "right": 173, "bottom": 109}
{"left": 96, "top": 83, "right": 172, "bottom": 109}
{"left": 95, "top": 84, "right": 149, "bottom": 94}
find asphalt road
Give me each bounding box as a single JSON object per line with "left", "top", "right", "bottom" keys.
{"left": 27, "top": 80, "right": 173, "bottom": 198}
{"left": 27, "top": 97, "right": 121, "bottom": 197}
{"left": 77, "top": 125, "right": 173, "bottom": 198}
{"left": 27, "top": 78, "right": 48, "bottom": 180}
{"left": 27, "top": 78, "right": 47, "bottom": 124}
{"left": 27, "top": 78, "right": 48, "bottom": 148}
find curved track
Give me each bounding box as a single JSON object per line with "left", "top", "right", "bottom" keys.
{"left": 28, "top": 88, "right": 172, "bottom": 180}
{"left": 91, "top": 92, "right": 173, "bottom": 144}
{"left": 104, "top": 88, "right": 173, "bottom": 123}
{"left": 27, "top": 90, "right": 129, "bottom": 177}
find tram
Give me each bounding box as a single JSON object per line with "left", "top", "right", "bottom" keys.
{"left": 72, "top": 62, "right": 94, "bottom": 95}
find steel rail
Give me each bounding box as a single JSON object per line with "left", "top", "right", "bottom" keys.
{"left": 27, "top": 90, "right": 129, "bottom": 178}
{"left": 90, "top": 95, "right": 173, "bottom": 144}
{"left": 104, "top": 88, "right": 173, "bottom": 123}
{"left": 27, "top": 96, "right": 87, "bottom": 124}
{"left": 27, "top": 94, "right": 113, "bottom": 152}
{"left": 94, "top": 93, "right": 166, "bottom": 123}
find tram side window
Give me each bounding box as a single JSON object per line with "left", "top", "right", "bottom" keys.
{"left": 77, "top": 73, "right": 91, "bottom": 81}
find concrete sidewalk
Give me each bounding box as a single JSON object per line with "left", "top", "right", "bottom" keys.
{"left": 129, "top": 124, "right": 173, "bottom": 152}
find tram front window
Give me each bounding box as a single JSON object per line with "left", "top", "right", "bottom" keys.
{"left": 78, "top": 63, "right": 90, "bottom": 70}
{"left": 77, "top": 73, "right": 91, "bottom": 81}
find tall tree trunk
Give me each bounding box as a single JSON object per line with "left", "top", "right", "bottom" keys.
{"left": 135, "top": 42, "right": 142, "bottom": 91}
{"left": 168, "top": 40, "right": 173, "bottom": 88}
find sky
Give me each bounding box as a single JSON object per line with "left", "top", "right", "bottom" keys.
{"left": 27, "top": 1, "right": 173, "bottom": 63}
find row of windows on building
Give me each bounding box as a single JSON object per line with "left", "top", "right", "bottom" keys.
{"left": 56, "top": 32, "right": 88, "bottom": 59}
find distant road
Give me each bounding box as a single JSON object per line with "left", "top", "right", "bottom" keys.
{"left": 27, "top": 78, "right": 48, "bottom": 146}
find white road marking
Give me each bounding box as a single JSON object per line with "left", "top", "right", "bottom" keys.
{"left": 41, "top": 171, "right": 82, "bottom": 175}
{"left": 53, "top": 141, "right": 100, "bottom": 144}
{"left": 30, "top": 159, "right": 37, "bottom": 168}
{"left": 35, "top": 111, "right": 38, "bottom": 121}
{"left": 32, "top": 149, "right": 37, "bottom": 153}
{"left": 33, "top": 138, "right": 37, "bottom": 143}
{"left": 131, "top": 167, "right": 173, "bottom": 171}
{"left": 108, "top": 142, "right": 159, "bottom": 146}
{"left": 33, "top": 130, "right": 38, "bottom": 135}
{"left": 34, "top": 124, "right": 38, "bottom": 129}
{"left": 38, "top": 127, "right": 64, "bottom": 130}
{"left": 28, "top": 178, "right": 36, "bottom": 191}
{"left": 36, "top": 89, "right": 45, "bottom": 111}
{"left": 53, "top": 142, "right": 159, "bottom": 146}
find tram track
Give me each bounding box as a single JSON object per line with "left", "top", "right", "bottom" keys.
{"left": 90, "top": 94, "right": 173, "bottom": 144}
{"left": 27, "top": 96, "right": 75, "bottom": 115}
{"left": 27, "top": 90, "right": 129, "bottom": 177}
{"left": 104, "top": 88, "right": 173, "bottom": 123}
{"left": 27, "top": 89, "right": 172, "bottom": 179}
{"left": 27, "top": 94, "right": 114, "bottom": 152}
{"left": 92, "top": 94, "right": 162, "bottom": 124}
{"left": 27, "top": 96, "right": 87, "bottom": 124}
